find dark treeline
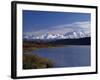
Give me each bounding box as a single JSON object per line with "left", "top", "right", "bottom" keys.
{"left": 23, "top": 37, "right": 90, "bottom": 45}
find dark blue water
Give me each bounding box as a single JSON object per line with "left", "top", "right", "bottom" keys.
{"left": 32, "top": 46, "right": 90, "bottom": 67}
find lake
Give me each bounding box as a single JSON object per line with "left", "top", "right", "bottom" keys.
{"left": 32, "top": 45, "right": 90, "bottom": 68}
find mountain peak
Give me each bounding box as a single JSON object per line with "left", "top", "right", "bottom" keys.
{"left": 23, "top": 31, "right": 90, "bottom": 40}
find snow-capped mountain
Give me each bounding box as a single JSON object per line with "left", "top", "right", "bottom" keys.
{"left": 23, "top": 31, "right": 90, "bottom": 40}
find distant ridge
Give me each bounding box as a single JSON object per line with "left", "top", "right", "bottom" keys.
{"left": 47, "top": 37, "right": 90, "bottom": 45}
{"left": 23, "top": 37, "right": 91, "bottom": 45}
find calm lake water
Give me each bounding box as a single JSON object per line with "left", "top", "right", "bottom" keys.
{"left": 32, "top": 46, "right": 90, "bottom": 68}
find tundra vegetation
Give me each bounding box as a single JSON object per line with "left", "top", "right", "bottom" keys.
{"left": 23, "top": 41, "right": 55, "bottom": 69}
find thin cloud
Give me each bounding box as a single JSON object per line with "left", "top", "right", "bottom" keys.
{"left": 24, "top": 21, "right": 90, "bottom": 36}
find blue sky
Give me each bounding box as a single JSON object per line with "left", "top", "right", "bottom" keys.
{"left": 23, "top": 10, "right": 91, "bottom": 35}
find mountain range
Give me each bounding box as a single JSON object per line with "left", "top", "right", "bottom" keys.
{"left": 23, "top": 31, "right": 90, "bottom": 40}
